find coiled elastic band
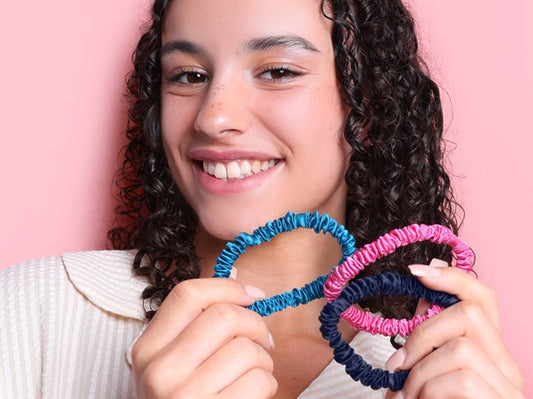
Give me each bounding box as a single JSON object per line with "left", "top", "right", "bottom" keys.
{"left": 319, "top": 272, "right": 459, "bottom": 391}
{"left": 213, "top": 211, "right": 357, "bottom": 316}
{"left": 323, "top": 224, "right": 474, "bottom": 336}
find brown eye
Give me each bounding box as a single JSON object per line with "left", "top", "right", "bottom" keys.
{"left": 259, "top": 66, "right": 301, "bottom": 82}
{"left": 168, "top": 70, "right": 209, "bottom": 85}
{"left": 268, "top": 69, "right": 290, "bottom": 80}
{"left": 183, "top": 72, "right": 207, "bottom": 84}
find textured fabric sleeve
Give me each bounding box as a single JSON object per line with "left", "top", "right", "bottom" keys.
{"left": 0, "top": 254, "right": 145, "bottom": 398}
{"left": 1, "top": 257, "right": 53, "bottom": 398}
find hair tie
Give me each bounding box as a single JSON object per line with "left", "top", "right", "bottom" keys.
{"left": 319, "top": 272, "right": 459, "bottom": 391}
{"left": 213, "top": 213, "right": 473, "bottom": 391}
{"left": 323, "top": 224, "right": 474, "bottom": 336}
{"left": 213, "top": 211, "right": 357, "bottom": 316}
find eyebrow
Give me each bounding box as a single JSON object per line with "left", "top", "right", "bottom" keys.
{"left": 160, "top": 34, "right": 320, "bottom": 58}
{"left": 161, "top": 40, "right": 202, "bottom": 57}
{"left": 242, "top": 35, "right": 320, "bottom": 53}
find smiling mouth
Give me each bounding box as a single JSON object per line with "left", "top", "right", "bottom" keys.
{"left": 202, "top": 159, "right": 279, "bottom": 181}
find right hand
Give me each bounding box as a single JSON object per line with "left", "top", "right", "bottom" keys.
{"left": 132, "top": 278, "right": 278, "bottom": 398}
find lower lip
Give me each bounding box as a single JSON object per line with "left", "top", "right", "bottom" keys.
{"left": 193, "top": 162, "right": 281, "bottom": 195}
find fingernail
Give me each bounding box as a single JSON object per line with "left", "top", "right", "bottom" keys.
{"left": 268, "top": 332, "right": 275, "bottom": 349}
{"left": 408, "top": 264, "right": 441, "bottom": 278}
{"left": 429, "top": 258, "right": 448, "bottom": 267}
{"left": 244, "top": 284, "right": 266, "bottom": 299}
{"left": 385, "top": 347, "right": 406, "bottom": 371}
{"left": 229, "top": 267, "right": 238, "bottom": 280}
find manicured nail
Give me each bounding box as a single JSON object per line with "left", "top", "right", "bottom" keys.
{"left": 429, "top": 258, "right": 448, "bottom": 267}
{"left": 385, "top": 347, "right": 406, "bottom": 371}
{"left": 244, "top": 284, "right": 266, "bottom": 299}
{"left": 268, "top": 332, "right": 275, "bottom": 349}
{"left": 408, "top": 264, "right": 441, "bottom": 278}
{"left": 229, "top": 267, "right": 238, "bottom": 280}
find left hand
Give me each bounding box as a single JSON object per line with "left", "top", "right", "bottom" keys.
{"left": 384, "top": 262, "right": 525, "bottom": 399}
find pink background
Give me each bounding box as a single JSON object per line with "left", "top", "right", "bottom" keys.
{"left": 1, "top": 0, "right": 531, "bottom": 393}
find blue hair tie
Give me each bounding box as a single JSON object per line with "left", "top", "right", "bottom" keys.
{"left": 213, "top": 212, "right": 470, "bottom": 391}
{"left": 319, "top": 271, "right": 459, "bottom": 391}
{"left": 213, "top": 211, "right": 357, "bottom": 316}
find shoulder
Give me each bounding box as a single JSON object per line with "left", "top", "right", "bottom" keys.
{"left": 0, "top": 251, "right": 144, "bottom": 397}
{"left": 1, "top": 250, "right": 147, "bottom": 321}
{"left": 62, "top": 250, "right": 147, "bottom": 320}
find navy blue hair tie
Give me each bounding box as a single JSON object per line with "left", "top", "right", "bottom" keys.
{"left": 319, "top": 272, "right": 459, "bottom": 391}
{"left": 213, "top": 211, "right": 357, "bottom": 316}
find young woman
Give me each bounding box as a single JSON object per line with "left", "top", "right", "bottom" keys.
{"left": 0, "top": 0, "right": 524, "bottom": 398}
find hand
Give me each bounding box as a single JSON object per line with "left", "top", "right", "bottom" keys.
{"left": 132, "top": 278, "right": 277, "bottom": 398}
{"left": 384, "top": 262, "right": 525, "bottom": 399}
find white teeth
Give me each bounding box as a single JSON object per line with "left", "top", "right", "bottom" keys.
{"left": 202, "top": 159, "right": 278, "bottom": 181}
{"left": 251, "top": 160, "right": 262, "bottom": 173}
{"left": 226, "top": 161, "right": 241, "bottom": 179}
{"left": 214, "top": 163, "right": 227, "bottom": 179}
{"left": 240, "top": 160, "right": 251, "bottom": 175}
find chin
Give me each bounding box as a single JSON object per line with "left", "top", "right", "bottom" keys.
{"left": 196, "top": 207, "right": 289, "bottom": 241}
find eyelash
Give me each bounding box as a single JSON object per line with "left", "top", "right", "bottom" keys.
{"left": 166, "top": 68, "right": 209, "bottom": 86}
{"left": 257, "top": 65, "right": 302, "bottom": 81}
{"left": 165, "top": 64, "right": 302, "bottom": 87}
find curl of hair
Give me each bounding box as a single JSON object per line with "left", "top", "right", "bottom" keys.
{"left": 324, "top": 0, "right": 463, "bottom": 317}
{"left": 109, "top": 0, "right": 464, "bottom": 320}
{"left": 108, "top": 0, "right": 199, "bottom": 319}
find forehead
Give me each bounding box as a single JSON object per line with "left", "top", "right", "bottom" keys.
{"left": 162, "top": 0, "right": 333, "bottom": 51}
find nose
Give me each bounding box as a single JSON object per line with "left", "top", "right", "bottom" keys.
{"left": 193, "top": 78, "right": 250, "bottom": 137}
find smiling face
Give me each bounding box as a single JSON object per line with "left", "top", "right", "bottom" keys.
{"left": 160, "top": 0, "right": 351, "bottom": 241}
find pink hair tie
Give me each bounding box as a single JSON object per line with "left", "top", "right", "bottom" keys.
{"left": 323, "top": 224, "right": 474, "bottom": 336}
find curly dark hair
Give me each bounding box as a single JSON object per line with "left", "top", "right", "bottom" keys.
{"left": 108, "top": 0, "right": 463, "bottom": 320}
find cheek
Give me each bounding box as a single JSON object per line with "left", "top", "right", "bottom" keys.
{"left": 160, "top": 101, "right": 177, "bottom": 146}
{"left": 160, "top": 99, "right": 194, "bottom": 151}
{"left": 297, "top": 91, "right": 349, "bottom": 160}
{"left": 160, "top": 101, "right": 191, "bottom": 181}
{"left": 256, "top": 86, "right": 347, "bottom": 143}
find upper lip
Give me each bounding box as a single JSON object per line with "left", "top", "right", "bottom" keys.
{"left": 188, "top": 148, "right": 280, "bottom": 162}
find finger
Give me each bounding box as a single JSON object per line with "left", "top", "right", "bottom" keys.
{"left": 413, "top": 259, "right": 449, "bottom": 316}
{"left": 139, "top": 302, "right": 274, "bottom": 388}
{"left": 401, "top": 337, "right": 521, "bottom": 399}
{"left": 133, "top": 278, "right": 263, "bottom": 367}
{"left": 416, "top": 371, "right": 513, "bottom": 399}
{"left": 218, "top": 368, "right": 278, "bottom": 399}
{"left": 134, "top": 303, "right": 271, "bottom": 396}
{"left": 413, "top": 298, "right": 431, "bottom": 317}
{"left": 399, "top": 370, "right": 501, "bottom": 399}
{"left": 408, "top": 264, "right": 501, "bottom": 328}
{"left": 386, "top": 300, "right": 524, "bottom": 390}
{"left": 192, "top": 337, "right": 274, "bottom": 394}
{"left": 169, "top": 301, "right": 274, "bottom": 372}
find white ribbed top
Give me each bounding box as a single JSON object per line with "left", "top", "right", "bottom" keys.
{"left": 0, "top": 251, "right": 394, "bottom": 398}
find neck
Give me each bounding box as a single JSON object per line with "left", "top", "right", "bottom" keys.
{"left": 197, "top": 227, "right": 344, "bottom": 295}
